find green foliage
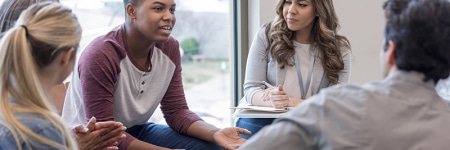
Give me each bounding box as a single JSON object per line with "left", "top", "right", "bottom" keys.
{"left": 180, "top": 37, "right": 199, "bottom": 56}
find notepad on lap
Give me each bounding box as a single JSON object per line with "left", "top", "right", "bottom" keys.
{"left": 230, "top": 105, "right": 292, "bottom": 112}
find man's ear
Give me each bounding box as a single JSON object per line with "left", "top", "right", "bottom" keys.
{"left": 61, "top": 48, "right": 75, "bottom": 66}
{"left": 126, "top": 4, "right": 137, "bottom": 20}
{"left": 386, "top": 40, "right": 396, "bottom": 65}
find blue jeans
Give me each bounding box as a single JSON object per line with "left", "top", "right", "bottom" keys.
{"left": 126, "top": 123, "right": 223, "bottom": 150}
{"left": 236, "top": 118, "right": 275, "bottom": 139}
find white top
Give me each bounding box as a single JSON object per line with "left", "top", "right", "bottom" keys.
{"left": 284, "top": 41, "right": 313, "bottom": 99}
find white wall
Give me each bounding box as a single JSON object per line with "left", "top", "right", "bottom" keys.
{"left": 247, "top": 0, "right": 278, "bottom": 43}
{"left": 334, "top": 0, "right": 385, "bottom": 84}
{"left": 248, "top": 0, "right": 386, "bottom": 85}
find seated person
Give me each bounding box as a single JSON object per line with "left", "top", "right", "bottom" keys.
{"left": 239, "top": 0, "right": 450, "bottom": 149}
{"left": 236, "top": 0, "right": 351, "bottom": 139}
{"left": 61, "top": 0, "right": 250, "bottom": 149}
{"left": 0, "top": 2, "right": 125, "bottom": 149}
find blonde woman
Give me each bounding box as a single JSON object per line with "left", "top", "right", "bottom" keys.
{"left": 0, "top": 2, "right": 124, "bottom": 150}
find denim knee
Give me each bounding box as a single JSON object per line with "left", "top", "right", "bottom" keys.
{"left": 236, "top": 118, "right": 275, "bottom": 139}
{"left": 126, "top": 123, "right": 223, "bottom": 150}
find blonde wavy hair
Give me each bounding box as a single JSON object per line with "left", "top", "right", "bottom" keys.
{"left": 267, "top": 0, "right": 350, "bottom": 84}
{"left": 0, "top": 2, "right": 80, "bottom": 150}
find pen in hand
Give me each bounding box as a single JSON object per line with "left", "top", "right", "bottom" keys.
{"left": 261, "top": 81, "right": 274, "bottom": 102}
{"left": 262, "top": 81, "right": 290, "bottom": 110}
{"left": 262, "top": 81, "right": 275, "bottom": 88}
{"left": 262, "top": 81, "right": 283, "bottom": 92}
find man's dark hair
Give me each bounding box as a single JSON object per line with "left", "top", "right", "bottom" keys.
{"left": 0, "top": 0, "right": 59, "bottom": 34}
{"left": 123, "top": 0, "right": 143, "bottom": 8}
{"left": 383, "top": 0, "right": 450, "bottom": 83}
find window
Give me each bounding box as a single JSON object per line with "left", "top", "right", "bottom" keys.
{"left": 62, "top": 0, "right": 234, "bottom": 127}
{"left": 63, "top": 1, "right": 450, "bottom": 128}
{"left": 61, "top": 0, "right": 124, "bottom": 54}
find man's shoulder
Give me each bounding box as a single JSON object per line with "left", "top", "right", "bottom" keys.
{"left": 155, "top": 36, "right": 179, "bottom": 51}
{"left": 80, "top": 28, "right": 126, "bottom": 64}
{"left": 285, "top": 82, "right": 382, "bottom": 119}
{"left": 279, "top": 83, "right": 380, "bottom": 131}
{"left": 155, "top": 36, "right": 181, "bottom": 60}
{"left": 86, "top": 28, "right": 124, "bottom": 51}
{"left": 319, "top": 83, "right": 370, "bottom": 98}
{"left": 318, "top": 82, "right": 386, "bottom": 105}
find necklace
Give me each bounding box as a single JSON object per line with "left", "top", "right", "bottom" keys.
{"left": 293, "top": 45, "right": 315, "bottom": 99}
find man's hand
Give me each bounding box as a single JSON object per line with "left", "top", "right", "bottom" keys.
{"left": 212, "top": 127, "right": 251, "bottom": 150}
{"left": 72, "top": 117, "right": 126, "bottom": 150}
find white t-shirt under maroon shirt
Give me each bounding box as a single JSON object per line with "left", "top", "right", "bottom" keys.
{"left": 61, "top": 25, "right": 201, "bottom": 149}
